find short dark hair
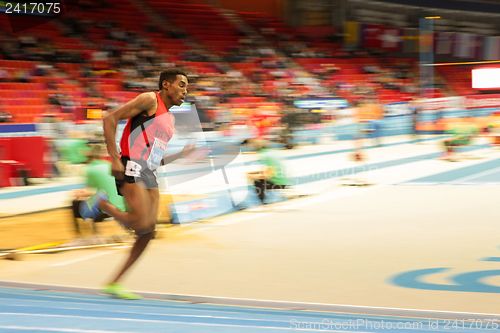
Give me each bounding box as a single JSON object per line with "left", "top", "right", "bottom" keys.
{"left": 158, "top": 68, "right": 187, "bottom": 90}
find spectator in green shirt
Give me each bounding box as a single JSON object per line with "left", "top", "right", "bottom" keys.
{"left": 244, "top": 139, "right": 290, "bottom": 204}
{"left": 72, "top": 145, "right": 126, "bottom": 236}
{"left": 441, "top": 119, "right": 479, "bottom": 161}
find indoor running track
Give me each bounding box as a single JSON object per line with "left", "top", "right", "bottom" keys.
{"left": 0, "top": 286, "right": 499, "bottom": 333}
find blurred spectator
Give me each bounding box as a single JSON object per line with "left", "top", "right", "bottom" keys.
{"left": 71, "top": 144, "right": 125, "bottom": 237}
{"left": 243, "top": 139, "right": 290, "bottom": 205}
{"left": 60, "top": 16, "right": 87, "bottom": 37}
{"left": 409, "top": 98, "right": 421, "bottom": 140}
{"left": 80, "top": 64, "right": 94, "bottom": 78}
{"left": 181, "top": 49, "right": 211, "bottom": 62}
{"left": 18, "top": 35, "right": 37, "bottom": 48}
{"left": 36, "top": 114, "right": 64, "bottom": 140}
{"left": 0, "top": 4, "right": 430, "bottom": 142}
{"left": 0, "top": 108, "right": 13, "bottom": 123}
{"left": 13, "top": 69, "right": 31, "bottom": 83}
{"left": 0, "top": 68, "right": 8, "bottom": 82}
{"left": 104, "top": 98, "right": 119, "bottom": 111}
{"left": 33, "top": 64, "right": 53, "bottom": 76}
{"left": 441, "top": 119, "right": 479, "bottom": 161}
{"left": 60, "top": 94, "right": 79, "bottom": 117}
{"left": 48, "top": 93, "right": 63, "bottom": 107}
{"left": 56, "top": 135, "right": 90, "bottom": 166}
{"left": 363, "top": 65, "right": 382, "bottom": 74}
{"left": 84, "top": 81, "right": 104, "bottom": 98}
{"left": 166, "top": 26, "right": 187, "bottom": 39}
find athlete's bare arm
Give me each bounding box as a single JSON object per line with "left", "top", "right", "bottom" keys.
{"left": 161, "top": 143, "right": 196, "bottom": 165}
{"left": 103, "top": 92, "right": 156, "bottom": 178}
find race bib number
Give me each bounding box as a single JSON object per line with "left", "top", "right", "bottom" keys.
{"left": 125, "top": 160, "right": 142, "bottom": 177}
{"left": 147, "top": 138, "right": 168, "bottom": 170}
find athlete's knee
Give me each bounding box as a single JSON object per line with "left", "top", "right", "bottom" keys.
{"left": 134, "top": 225, "right": 156, "bottom": 238}
{"left": 149, "top": 215, "right": 158, "bottom": 227}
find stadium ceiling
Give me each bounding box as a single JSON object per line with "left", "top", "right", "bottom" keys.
{"left": 358, "top": 0, "right": 500, "bottom": 13}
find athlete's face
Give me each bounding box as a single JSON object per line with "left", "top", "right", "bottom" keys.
{"left": 165, "top": 75, "right": 189, "bottom": 106}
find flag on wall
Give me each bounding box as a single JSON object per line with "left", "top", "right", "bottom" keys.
{"left": 435, "top": 32, "right": 454, "bottom": 55}
{"left": 362, "top": 23, "right": 383, "bottom": 49}
{"left": 344, "top": 21, "right": 360, "bottom": 48}
{"left": 380, "top": 27, "right": 401, "bottom": 51}
{"left": 473, "top": 35, "right": 485, "bottom": 60}
{"left": 484, "top": 36, "right": 500, "bottom": 60}
{"left": 454, "top": 33, "right": 475, "bottom": 58}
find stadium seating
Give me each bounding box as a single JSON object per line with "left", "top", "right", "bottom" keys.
{"left": 0, "top": 0, "right": 471, "bottom": 124}
{"left": 145, "top": 0, "right": 240, "bottom": 53}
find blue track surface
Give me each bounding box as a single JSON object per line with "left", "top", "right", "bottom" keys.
{"left": 0, "top": 287, "right": 498, "bottom": 332}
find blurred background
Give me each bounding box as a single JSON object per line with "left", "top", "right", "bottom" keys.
{"left": 1, "top": 0, "right": 500, "bottom": 244}
{"left": 0, "top": 0, "right": 499, "bottom": 316}
{"left": 1, "top": 0, "right": 500, "bottom": 241}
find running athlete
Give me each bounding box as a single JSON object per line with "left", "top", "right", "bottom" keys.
{"left": 80, "top": 68, "right": 194, "bottom": 299}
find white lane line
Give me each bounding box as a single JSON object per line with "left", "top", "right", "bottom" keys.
{"left": 50, "top": 250, "right": 122, "bottom": 267}
{"left": 0, "top": 302, "right": 324, "bottom": 325}
{"left": 1, "top": 285, "right": 498, "bottom": 320}
{"left": 0, "top": 313, "right": 362, "bottom": 332}
{"left": 0, "top": 326, "right": 127, "bottom": 333}
{"left": 2, "top": 296, "right": 376, "bottom": 323}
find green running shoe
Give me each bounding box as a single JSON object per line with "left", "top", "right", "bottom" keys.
{"left": 102, "top": 283, "right": 142, "bottom": 300}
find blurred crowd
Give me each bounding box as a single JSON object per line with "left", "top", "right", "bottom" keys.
{"left": 0, "top": 0, "right": 423, "bottom": 141}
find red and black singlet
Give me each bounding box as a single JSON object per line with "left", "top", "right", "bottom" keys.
{"left": 119, "top": 92, "right": 175, "bottom": 168}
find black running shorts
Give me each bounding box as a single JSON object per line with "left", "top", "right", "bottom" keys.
{"left": 115, "top": 156, "right": 159, "bottom": 195}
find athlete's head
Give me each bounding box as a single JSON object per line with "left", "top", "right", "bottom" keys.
{"left": 159, "top": 68, "right": 188, "bottom": 106}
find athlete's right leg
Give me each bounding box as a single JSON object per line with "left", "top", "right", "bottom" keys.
{"left": 98, "top": 185, "right": 147, "bottom": 229}
{"left": 99, "top": 182, "right": 154, "bottom": 299}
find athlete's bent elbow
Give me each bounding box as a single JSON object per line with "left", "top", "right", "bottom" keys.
{"left": 103, "top": 113, "right": 116, "bottom": 128}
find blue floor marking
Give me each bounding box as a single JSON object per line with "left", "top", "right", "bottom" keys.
{"left": 291, "top": 144, "right": 488, "bottom": 185}
{"left": 0, "top": 137, "right": 442, "bottom": 200}
{"left": 159, "top": 136, "right": 442, "bottom": 177}
{"left": 468, "top": 169, "right": 500, "bottom": 183}
{"left": 0, "top": 288, "right": 414, "bottom": 322}
{"left": 0, "top": 184, "right": 83, "bottom": 200}
{"left": 179, "top": 144, "right": 491, "bottom": 204}
{"left": 483, "top": 257, "right": 500, "bottom": 262}
{"left": 403, "top": 156, "right": 500, "bottom": 184}
{"left": 173, "top": 147, "right": 480, "bottom": 215}
{"left": 391, "top": 268, "right": 500, "bottom": 294}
